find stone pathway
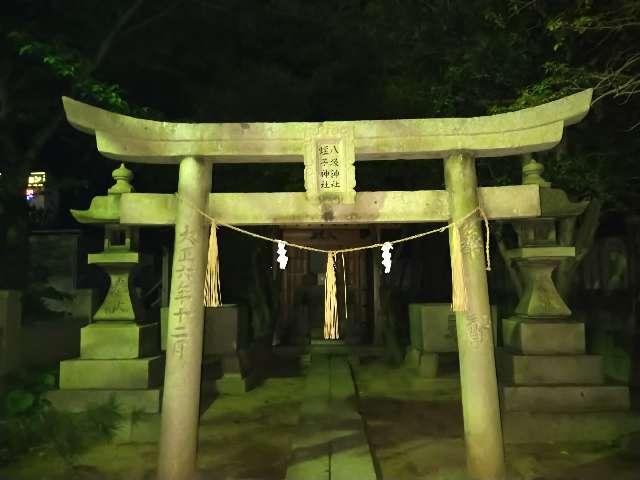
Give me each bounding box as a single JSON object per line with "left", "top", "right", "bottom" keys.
{"left": 285, "top": 354, "right": 377, "bottom": 480}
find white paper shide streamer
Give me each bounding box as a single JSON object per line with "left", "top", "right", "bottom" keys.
{"left": 276, "top": 241, "right": 288, "bottom": 270}
{"left": 381, "top": 242, "right": 393, "bottom": 274}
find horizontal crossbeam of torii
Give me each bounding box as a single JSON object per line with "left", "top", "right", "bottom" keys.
{"left": 73, "top": 187, "right": 544, "bottom": 225}
{"left": 62, "top": 89, "right": 593, "bottom": 480}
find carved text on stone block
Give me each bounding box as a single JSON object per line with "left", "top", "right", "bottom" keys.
{"left": 304, "top": 126, "right": 356, "bottom": 204}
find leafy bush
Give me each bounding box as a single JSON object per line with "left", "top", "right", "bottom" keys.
{"left": 0, "top": 368, "right": 123, "bottom": 467}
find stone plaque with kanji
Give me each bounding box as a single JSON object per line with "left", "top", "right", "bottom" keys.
{"left": 304, "top": 126, "right": 356, "bottom": 204}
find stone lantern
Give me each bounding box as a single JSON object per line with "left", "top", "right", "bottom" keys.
{"left": 498, "top": 156, "right": 633, "bottom": 441}
{"left": 45, "top": 164, "right": 162, "bottom": 442}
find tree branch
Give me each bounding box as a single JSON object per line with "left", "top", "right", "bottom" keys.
{"left": 93, "top": 0, "right": 146, "bottom": 70}
{"left": 122, "top": 0, "right": 184, "bottom": 37}
{"left": 15, "top": 0, "right": 147, "bottom": 176}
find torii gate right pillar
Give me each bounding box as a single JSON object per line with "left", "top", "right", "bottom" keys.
{"left": 444, "top": 153, "right": 506, "bottom": 480}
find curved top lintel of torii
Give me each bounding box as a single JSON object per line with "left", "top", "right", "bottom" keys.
{"left": 61, "top": 89, "right": 592, "bottom": 164}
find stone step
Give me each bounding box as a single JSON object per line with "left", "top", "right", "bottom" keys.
{"left": 503, "top": 411, "right": 640, "bottom": 443}
{"left": 59, "top": 356, "right": 164, "bottom": 389}
{"left": 500, "top": 385, "right": 630, "bottom": 412}
{"left": 497, "top": 349, "right": 604, "bottom": 385}
{"left": 80, "top": 322, "right": 160, "bottom": 359}
{"left": 502, "top": 316, "right": 585, "bottom": 354}
{"left": 44, "top": 388, "right": 162, "bottom": 413}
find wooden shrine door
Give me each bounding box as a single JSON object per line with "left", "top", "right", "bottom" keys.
{"left": 279, "top": 227, "right": 372, "bottom": 344}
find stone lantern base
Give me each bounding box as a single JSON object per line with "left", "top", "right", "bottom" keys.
{"left": 45, "top": 321, "right": 163, "bottom": 442}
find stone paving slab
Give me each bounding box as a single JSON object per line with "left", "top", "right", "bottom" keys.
{"left": 285, "top": 355, "right": 377, "bottom": 480}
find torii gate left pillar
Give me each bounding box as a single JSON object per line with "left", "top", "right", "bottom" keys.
{"left": 157, "top": 157, "right": 212, "bottom": 480}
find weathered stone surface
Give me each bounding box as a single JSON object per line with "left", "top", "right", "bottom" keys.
{"left": 72, "top": 288, "right": 98, "bottom": 322}
{"left": 62, "top": 90, "right": 591, "bottom": 164}
{"left": 501, "top": 385, "right": 630, "bottom": 412}
{"left": 404, "top": 347, "right": 421, "bottom": 368}
{"left": 59, "top": 356, "right": 164, "bottom": 389}
{"left": 203, "top": 305, "right": 249, "bottom": 355}
{"left": 417, "top": 353, "right": 439, "bottom": 378}
{"left": 497, "top": 350, "right": 604, "bottom": 385}
{"left": 80, "top": 322, "right": 160, "bottom": 359}
{"left": 539, "top": 187, "right": 590, "bottom": 218}
{"left": 118, "top": 186, "right": 542, "bottom": 226}
{"left": 502, "top": 411, "right": 640, "bottom": 443}
{"left": 409, "top": 303, "right": 498, "bottom": 353}
{"left": 445, "top": 153, "right": 505, "bottom": 480}
{"left": 44, "top": 388, "right": 161, "bottom": 413}
{"left": 88, "top": 251, "right": 142, "bottom": 323}
{"left": 509, "top": 248, "right": 575, "bottom": 317}
{"left": 160, "top": 306, "right": 169, "bottom": 351}
{"left": 502, "top": 317, "right": 585, "bottom": 354}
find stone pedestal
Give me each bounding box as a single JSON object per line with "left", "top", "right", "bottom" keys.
{"left": 406, "top": 302, "right": 498, "bottom": 377}
{"left": 498, "top": 247, "right": 629, "bottom": 413}
{"left": 203, "top": 304, "right": 255, "bottom": 394}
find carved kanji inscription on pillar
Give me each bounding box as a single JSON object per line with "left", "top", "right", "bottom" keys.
{"left": 170, "top": 224, "right": 198, "bottom": 360}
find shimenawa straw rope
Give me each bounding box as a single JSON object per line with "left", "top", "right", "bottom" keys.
{"left": 175, "top": 193, "right": 490, "bottom": 334}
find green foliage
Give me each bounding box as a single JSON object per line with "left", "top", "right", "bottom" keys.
{"left": 0, "top": 370, "right": 123, "bottom": 467}
{"left": 9, "top": 31, "right": 132, "bottom": 115}
{"left": 489, "top": 62, "right": 596, "bottom": 114}
{"left": 3, "top": 390, "right": 36, "bottom": 416}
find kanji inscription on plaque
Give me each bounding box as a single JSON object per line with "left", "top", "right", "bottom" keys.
{"left": 304, "top": 126, "right": 356, "bottom": 204}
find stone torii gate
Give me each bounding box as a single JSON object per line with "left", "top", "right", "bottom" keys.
{"left": 61, "top": 89, "right": 592, "bottom": 480}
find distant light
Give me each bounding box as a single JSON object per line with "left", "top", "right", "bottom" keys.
{"left": 28, "top": 171, "right": 46, "bottom": 188}
{"left": 26, "top": 188, "right": 35, "bottom": 200}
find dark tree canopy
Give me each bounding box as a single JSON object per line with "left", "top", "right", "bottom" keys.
{"left": 1, "top": 0, "right": 639, "bottom": 286}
